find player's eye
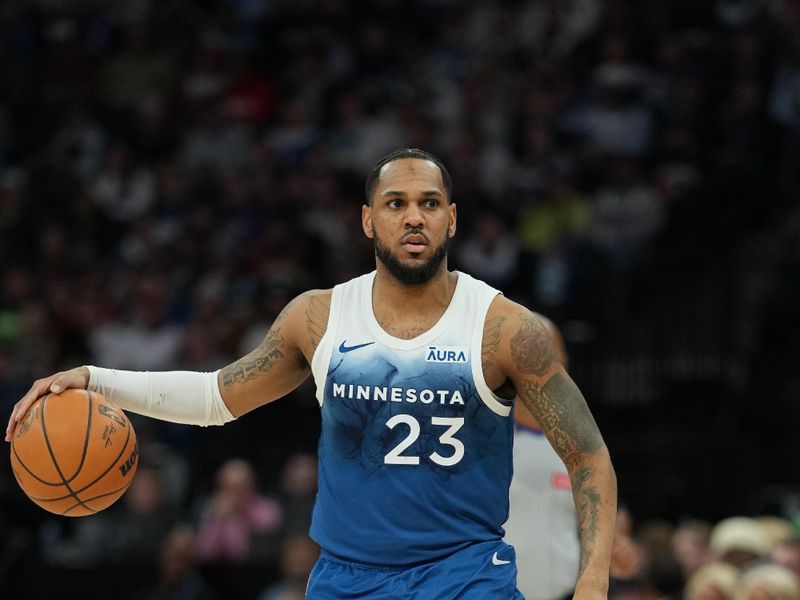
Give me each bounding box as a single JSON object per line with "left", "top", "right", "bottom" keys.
{"left": 424, "top": 199, "right": 440, "bottom": 208}
{"left": 387, "top": 199, "right": 403, "bottom": 209}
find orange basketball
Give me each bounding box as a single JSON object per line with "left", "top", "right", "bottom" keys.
{"left": 9, "top": 389, "right": 139, "bottom": 517}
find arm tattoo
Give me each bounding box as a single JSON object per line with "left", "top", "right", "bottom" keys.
{"left": 571, "top": 467, "right": 602, "bottom": 575}
{"left": 305, "top": 294, "right": 330, "bottom": 349}
{"left": 510, "top": 313, "right": 556, "bottom": 376}
{"left": 517, "top": 372, "right": 603, "bottom": 465}
{"left": 520, "top": 373, "right": 606, "bottom": 575}
{"left": 481, "top": 316, "right": 506, "bottom": 373}
{"left": 221, "top": 308, "right": 288, "bottom": 390}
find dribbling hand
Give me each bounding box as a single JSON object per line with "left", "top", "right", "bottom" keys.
{"left": 5, "top": 366, "right": 90, "bottom": 442}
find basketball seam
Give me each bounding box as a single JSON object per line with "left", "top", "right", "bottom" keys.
{"left": 22, "top": 424, "right": 134, "bottom": 503}
{"left": 61, "top": 388, "right": 94, "bottom": 482}
{"left": 11, "top": 442, "right": 65, "bottom": 486}
{"left": 41, "top": 394, "right": 97, "bottom": 515}
{"left": 22, "top": 479, "right": 131, "bottom": 502}
{"left": 61, "top": 480, "right": 132, "bottom": 516}
{"left": 74, "top": 410, "right": 134, "bottom": 496}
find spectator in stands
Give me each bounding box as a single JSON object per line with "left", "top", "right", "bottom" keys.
{"left": 673, "top": 520, "right": 714, "bottom": 581}
{"left": 736, "top": 563, "right": 800, "bottom": 600}
{"left": 195, "top": 458, "right": 282, "bottom": 564}
{"left": 685, "top": 561, "right": 740, "bottom": 600}
{"left": 710, "top": 517, "right": 771, "bottom": 569}
{"left": 773, "top": 537, "right": 800, "bottom": 583}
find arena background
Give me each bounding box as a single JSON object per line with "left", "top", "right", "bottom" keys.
{"left": 1, "top": 1, "right": 799, "bottom": 599}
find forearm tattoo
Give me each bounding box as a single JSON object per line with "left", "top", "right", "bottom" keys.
{"left": 221, "top": 310, "right": 288, "bottom": 389}
{"left": 571, "top": 467, "right": 602, "bottom": 575}
{"left": 510, "top": 314, "right": 556, "bottom": 376}
{"left": 518, "top": 370, "right": 605, "bottom": 574}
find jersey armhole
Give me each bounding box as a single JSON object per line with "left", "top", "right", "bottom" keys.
{"left": 470, "top": 292, "right": 513, "bottom": 417}
{"left": 310, "top": 289, "right": 341, "bottom": 407}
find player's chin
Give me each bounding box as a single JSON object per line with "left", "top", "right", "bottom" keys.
{"left": 400, "top": 253, "right": 429, "bottom": 266}
{"left": 400, "top": 246, "right": 429, "bottom": 259}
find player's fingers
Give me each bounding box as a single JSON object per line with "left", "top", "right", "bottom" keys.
{"left": 5, "top": 377, "right": 56, "bottom": 442}
{"left": 49, "top": 368, "right": 88, "bottom": 394}
{"left": 6, "top": 369, "right": 90, "bottom": 442}
{"left": 49, "top": 375, "right": 70, "bottom": 393}
{"left": 5, "top": 403, "right": 21, "bottom": 442}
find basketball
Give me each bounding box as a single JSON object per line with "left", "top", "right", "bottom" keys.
{"left": 9, "top": 389, "right": 139, "bottom": 517}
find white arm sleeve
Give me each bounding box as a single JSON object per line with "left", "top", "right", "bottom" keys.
{"left": 86, "top": 366, "right": 236, "bottom": 427}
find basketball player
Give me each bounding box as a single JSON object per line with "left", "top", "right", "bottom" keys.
{"left": 7, "top": 149, "right": 617, "bottom": 598}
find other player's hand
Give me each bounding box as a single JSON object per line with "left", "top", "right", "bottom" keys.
{"left": 5, "top": 366, "right": 90, "bottom": 442}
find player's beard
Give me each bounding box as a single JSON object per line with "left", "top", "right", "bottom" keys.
{"left": 373, "top": 229, "right": 449, "bottom": 285}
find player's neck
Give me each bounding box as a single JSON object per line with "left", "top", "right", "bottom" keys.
{"left": 371, "top": 266, "right": 458, "bottom": 332}
{"left": 373, "top": 264, "right": 455, "bottom": 305}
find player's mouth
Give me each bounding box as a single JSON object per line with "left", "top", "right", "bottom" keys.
{"left": 401, "top": 234, "right": 428, "bottom": 254}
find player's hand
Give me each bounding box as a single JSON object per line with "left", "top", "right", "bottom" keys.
{"left": 5, "top": 366, "right": 90, "bottom": 442}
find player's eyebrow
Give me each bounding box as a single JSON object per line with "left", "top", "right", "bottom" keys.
{"left": 380, "top": 189, "right": 444, "bottom": 198}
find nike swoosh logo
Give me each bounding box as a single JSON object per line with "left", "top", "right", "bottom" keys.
{"left": 491, "top": 552, "right": 511, "bottom": 566}
{"left": 339, "top": 341, "right": 376, "bottom": 353}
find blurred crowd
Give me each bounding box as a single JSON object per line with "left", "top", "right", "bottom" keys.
{"left": 1, "top": 0, "right": 800, "bottom": 598}
{"left": 603, "top": 510, "right": 800, "bottom": 600}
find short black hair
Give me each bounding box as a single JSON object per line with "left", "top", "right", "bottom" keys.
{"left": 364, "top": 148, "right": 453, "bottom": 205}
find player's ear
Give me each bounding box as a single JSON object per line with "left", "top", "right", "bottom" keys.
{"left": 362, "top": 203, "right": 374, "bottom": 239}
{"left": 448, "top": 202, "right": 457, "bottom": 238}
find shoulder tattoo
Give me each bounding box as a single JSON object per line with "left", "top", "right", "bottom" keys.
{"left": 510, "top": 313, "right": 557, "bottom": 376}
{"left": 481, "top": 316, "right": 506, "bottom": 373}
{"left": 305, "top": 293, "right": 330, "bottom": 349}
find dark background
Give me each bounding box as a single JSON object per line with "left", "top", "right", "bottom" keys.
{"left": 1, "top": 0, "right": 799, "bottom": 598}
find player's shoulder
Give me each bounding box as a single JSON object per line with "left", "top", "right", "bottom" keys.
{"left": 486, "top": 294, "right": 536, "bottom": 323}
{"left": 486, "top": 294, "right": 556, "bottom": 327}
{"left": 295, "top": 288, "right": 333, "bottom": 307}
{"left": 287, "top": 289, "right": 333, "bottom": 351}
{"left": 485, "top": 296, "right": 557, "bottom": 351}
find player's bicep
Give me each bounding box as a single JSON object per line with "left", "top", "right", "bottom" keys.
{"left": 505, "top": 310, "right": 603, "bottom": 466}
{"left": 218, "top": 297, "right": 311, "bottom": 416}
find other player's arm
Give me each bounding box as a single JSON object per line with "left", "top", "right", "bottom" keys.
{"left": 491, "top": 297, "right": 617, "bottom": 598}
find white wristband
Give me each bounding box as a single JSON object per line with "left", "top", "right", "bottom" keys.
{"left": 86, "top": 366, "right": 236, "bottom": 427}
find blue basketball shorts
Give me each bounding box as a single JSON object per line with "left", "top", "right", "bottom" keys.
{"left": 306, "top": 539, "right": 525, "bottom": 599}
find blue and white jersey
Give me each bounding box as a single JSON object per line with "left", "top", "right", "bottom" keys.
{"left": 309, "top": 271, "right": 514, "bottom": 566}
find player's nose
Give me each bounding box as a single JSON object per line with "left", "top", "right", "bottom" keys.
{"left": 403, "top": 203, "right": 424, "bottom": 228}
